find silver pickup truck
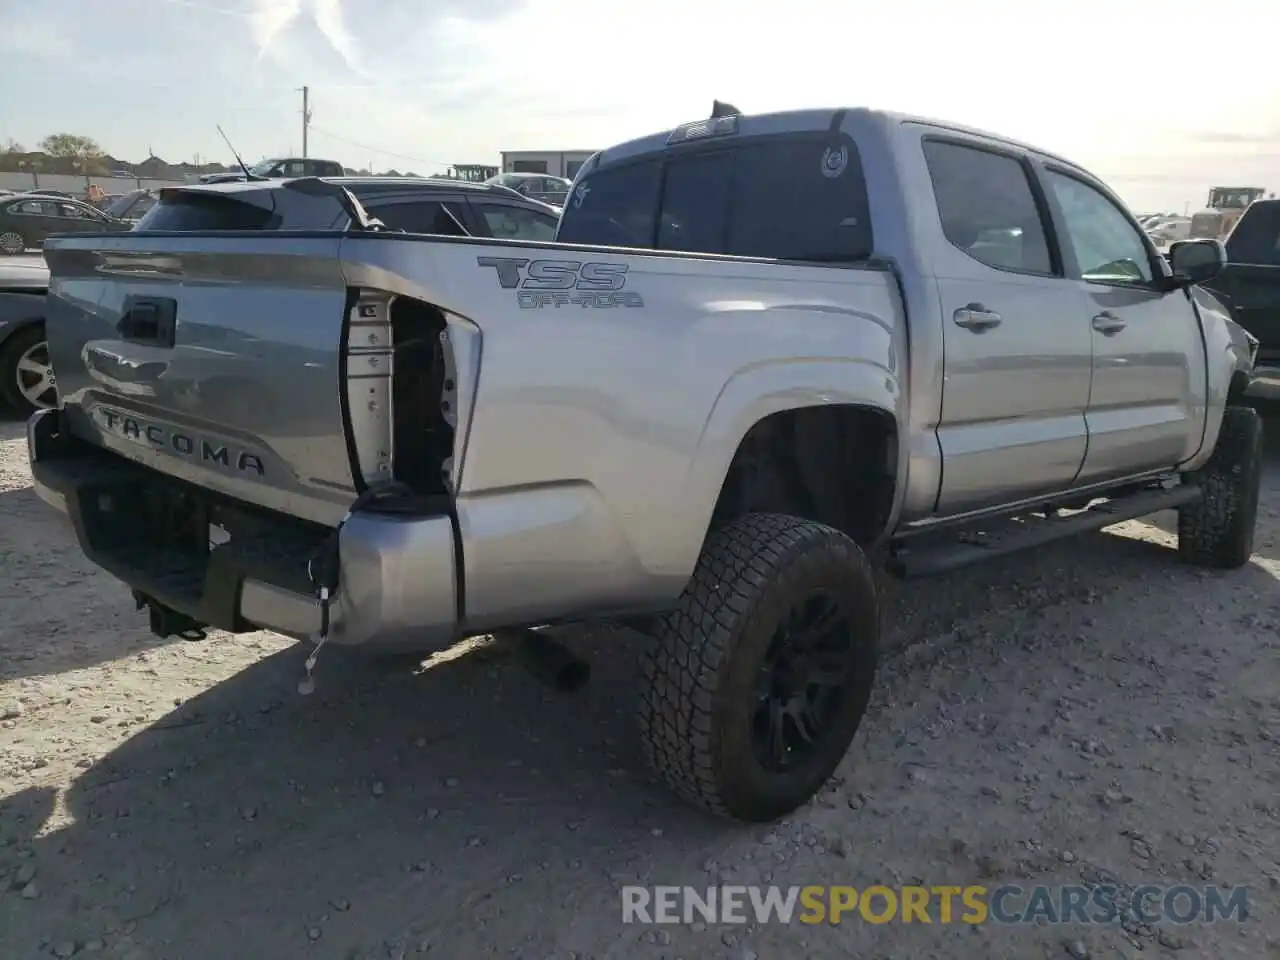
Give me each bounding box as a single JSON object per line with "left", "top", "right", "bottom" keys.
{"left": 28, "top": 106, "right": 1261, "bottom": 823}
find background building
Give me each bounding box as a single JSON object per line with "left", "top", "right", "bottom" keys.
{"left": 499, "top": 150, "right": 595, "bottom": 179}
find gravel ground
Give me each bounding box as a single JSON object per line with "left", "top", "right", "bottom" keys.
{"left": 1, "top": 411, "right": 1279, "bottom": 960}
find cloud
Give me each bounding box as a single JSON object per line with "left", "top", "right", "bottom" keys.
{"left": 249, "top": 0, "right": 303, "bottom": 61}
{"left": 247, "top": 0, "right": 371, "bottom": 80}
{"left": 310, "top": 0, "right": 363, "bottom": 73}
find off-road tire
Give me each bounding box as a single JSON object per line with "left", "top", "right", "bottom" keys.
{"left": 1177, "top": 404, "right": 1263, "bottom": 569}
{"left": 638, "top": 513, "right": 879, "bottom": 822}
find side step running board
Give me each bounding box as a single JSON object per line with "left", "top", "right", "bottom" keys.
{"left": 888, "top": 484, "right": 1201, "bottom": 579}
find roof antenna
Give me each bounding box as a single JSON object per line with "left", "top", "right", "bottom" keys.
{"left": 215, "top": 124, "right": 265, "bottom": 181}
{"left": 710, "top": 100, "right": 741, "bottom": 118}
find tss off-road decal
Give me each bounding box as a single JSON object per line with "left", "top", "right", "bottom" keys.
{"left": 477, "top": 257, "right": 644, "bottom": 309}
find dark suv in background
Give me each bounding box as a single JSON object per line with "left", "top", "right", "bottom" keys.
{"left": 198, "top": 156, "right": 347, "bottom": 184}
{"left": 135, "top": 176, "right": 561, "bottom": 240}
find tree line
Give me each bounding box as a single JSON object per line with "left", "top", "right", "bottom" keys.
{"left": 0, "top": 133, "right": 233, "bottom": 178}
{"left": 1, "top": 132, "right": 478, "bottom": 181}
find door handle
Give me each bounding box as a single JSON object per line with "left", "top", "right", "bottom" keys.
{"left": 1091, "top": 312, "right": 1126, "bottom": 335}
{"left": 953, "top": 303, "right": 1002, "bottom": 332}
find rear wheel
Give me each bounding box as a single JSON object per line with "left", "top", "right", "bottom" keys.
{"left": 0, "top": 325, "right": 57, "bottom": 416}
{"left": 1177, "top": 404, "right": 1263, "bottom": 569}
{"left": 638, "top": 513, "right": 879, "bottom": 822}
{"left": 0, "top": 231, "right": 25, "bottom": 255}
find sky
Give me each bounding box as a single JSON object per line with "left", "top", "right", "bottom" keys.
{"left": 2, "top": 0, "right": 1277, "bottom": 212}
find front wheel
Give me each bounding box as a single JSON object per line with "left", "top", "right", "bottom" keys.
{"left": 0, "top": 325, "right": 57, "bottom": 416}
{"left": 638, "top": 513, "right": 879, "bottom": 822}
{"left": 1177, "top": 404, "right": 1264, "bottom": 569}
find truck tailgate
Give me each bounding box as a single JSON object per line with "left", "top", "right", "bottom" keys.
{"left": 43, "top": 233, "right": 362, "bottom": 526}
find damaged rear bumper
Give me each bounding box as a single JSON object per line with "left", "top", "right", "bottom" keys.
{"left": 26, "top": 408, "right": 459, "bottom": 653}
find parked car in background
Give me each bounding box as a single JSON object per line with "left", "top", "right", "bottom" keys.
{"left": 0, "top": 256, "right": 51, "bottom": 415}
{"left": 485, "top": 172, "right": 572, "bottom": 206}
{"left": 135, "top": 176, "right": 561, "bottom": 241}
{"left": 0, "top": 195, "right": 131, "bottom": 254}
{"left": 1201, "top": 198, "right": 1280, "bottom": 394}
{"left": 0, "top": 176, "right": 559, "bottom": 414}
{"left": 199, "top": 157, "right": 347, "bottom": 184}
{"left": 1147, "top": 216, "right": 1192, "bottom": 246}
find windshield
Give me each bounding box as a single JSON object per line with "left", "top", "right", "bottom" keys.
{"left": 248, "top": 158, "right": 282, "bottom": 176}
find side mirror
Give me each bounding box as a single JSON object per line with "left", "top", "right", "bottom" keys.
{"left": 1168, "top": 238, "right": 1226, "bottom": 286}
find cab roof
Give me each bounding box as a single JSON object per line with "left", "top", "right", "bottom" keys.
{"left": 584, "top": 106, "right": 1076, "bottom": 176}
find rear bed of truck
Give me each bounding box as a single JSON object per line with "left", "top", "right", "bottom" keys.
{"left": 31, "top": 224, "right": 909, "bottom": 653}
{"left": 28, "top": 232, "right": 463, "bottom": 650}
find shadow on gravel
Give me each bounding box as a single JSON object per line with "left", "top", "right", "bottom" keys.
{"left": 7, "top": 498, "right": 1280, "bottom": 957}
{"left": 6, "top": 630, "right": 727, "bottom": 957}
{"left": 3, "top": 415, "right": 1280, "bottom": 956}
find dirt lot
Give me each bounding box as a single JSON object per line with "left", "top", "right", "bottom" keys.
{"left": 2, "top": 413, "right": 1279, "bottom": 960}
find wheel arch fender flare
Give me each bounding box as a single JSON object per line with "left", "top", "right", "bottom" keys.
{"left": 671, "top": 358, "right": 905, "bottom": 579}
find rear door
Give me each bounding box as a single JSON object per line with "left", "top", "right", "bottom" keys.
{"left": 921, "top": 135, "right": 1093, "bottom": 514}
{"left": 1040, "top": 166, "right": 1205, "bottom": 481}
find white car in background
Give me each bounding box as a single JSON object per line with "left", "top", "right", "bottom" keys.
{"left": 1148, "top": 216, "right": 1192, "bottom": 245}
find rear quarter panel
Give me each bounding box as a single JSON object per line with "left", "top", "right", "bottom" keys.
{"left": 339, "top": 236, "right": 906, "bottom": 616}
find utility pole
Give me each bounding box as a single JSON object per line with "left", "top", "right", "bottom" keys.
{"left": 300, "top": 86, "right": 312, "bottom": 158}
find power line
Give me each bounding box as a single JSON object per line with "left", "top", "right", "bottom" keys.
{"left": 305, "top": 125, "right": 451, "bottom": 169}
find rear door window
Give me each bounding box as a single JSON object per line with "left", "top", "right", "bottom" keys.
{"left": 368, "top": 199, "right": 469, "bottom": 236}
{"left": 10, "top": 200, "right": 51, "bottom": 217}
{"left": 923, "top": 140, "right": 1053, "bottom": 275}
{"left": 555, "top": 159, "right": 662, "bottom": 248}
{"left": 471, "top": 202, "right": 558, "bottom": 241}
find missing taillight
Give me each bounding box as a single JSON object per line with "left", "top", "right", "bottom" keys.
{"left": 390, "top": 296, "right": 454, "bottom": 496}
